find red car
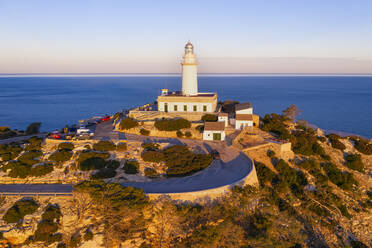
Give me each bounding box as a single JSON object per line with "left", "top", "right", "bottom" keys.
{"left": 100, "top": 115, "right": 111, "bottom": 122}
{"left": 50, "top": 131, "right": 61, "bottom": 139}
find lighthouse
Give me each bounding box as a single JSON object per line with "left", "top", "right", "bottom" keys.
{"left": 182, "top": 41, "right": 198, "bottom": 96}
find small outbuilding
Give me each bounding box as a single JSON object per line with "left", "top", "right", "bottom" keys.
{"left": 235, "top": 102, "right": 253, "bottom": 114}
{"left": 203, "top": 121, "right": 226, "bottom": 141}
{"left": 235, "top": 114, "right": 253, "bottom": 130}
{"left": 218, "top": 112, "right": 229, "bottom": 127}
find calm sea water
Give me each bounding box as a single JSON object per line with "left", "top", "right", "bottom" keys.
{"left": 0, "top": 75, "right": 371, "bottom": 138}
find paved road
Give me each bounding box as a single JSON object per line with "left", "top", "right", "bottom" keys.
{"left": 0, "top": 184, "right": 73, "bottom": 196}
{"left": 0, "top": 121, "right": 254, "bottom": 195}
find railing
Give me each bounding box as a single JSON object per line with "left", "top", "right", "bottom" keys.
{"left": 0, "top": 179, "right": 80, "bottom": 184}
{"left": 0, "top": 192, "right": 73, "bottom": 197}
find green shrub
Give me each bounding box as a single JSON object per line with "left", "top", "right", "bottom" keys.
{"left": 350, "top": 240, "right": 368, "bottom": 248}
{"left": 116, "top": 142, "right": 127, "bottom": 151}
{"left": 57, "top": 142, "right": 74, "bottom": 151}
{"left": 25, "top": 122, "right": 41, "bottom": 135}
{"left": 312, "top": 142, "right": 325, "bottom": 155}
{"left": 195, "top": 125, "right": 204, "bottom": 133}
{"left": 185, "top": 131, "right": 192, "bottom": 137}
{"left": 367, "top": 191, "right": 372, "bottom": 200}
{"left": 266, "top": 150, "right": 275, "bottom": 158}
{"left": 93, "top": 140, "right": 116, "bottom": 151}
{"left": 25, "top": 137, "right": 43, "bottom": 151}
{"left": 141, "top": 142, "right": 159, "bottom": 151}
{"left": 69, "top": 234, "right": 81, "bottom": 248}
{"left": 92, "top": 167, "right": 117, "bottom": 179}
{"left": 349, "top": 136, "right": 372, "bottom": 155}
{"left": 176, "top": 130, "right": 183, "bottom": 137}
{"left": 344, "top": 153, "right": 364, "bottom": 172}
{"left": 49, "top": 150, "right": 72, "bottom": 163}
{"left": 201, "top": 114, "right": 217, "bottom": 122}
{"left": 144, "top": 167, "right": 157, "bottom": 178}
{"left": 18, "top": 151, "right": 42, "bottom": 166}
{"left": 140, "top": 129, "right": 150, "bottom": 136}
{"left": 0, "top": 129, "right": 17, "bottom": 139}
{"left": 3, "top": 199, "right": 39, "bottom": 223}
{"left": 275, "top": 159, "right": 308, "bottom": 186}
{"left": 0, "top": 144, "right": 22, "bottom": 161}
{"left": 30, "top": 163, "right": 54, "bottom": 177}
{"left": 3, "top": 161, "right": 53, "bottom": 178}
{"left": 120, "top": 118, "right": 138, "bottom": 130}
{"left": 105, "top": 160, "right": 120, "bottom": 169}
{"left": 290, "top": 129, "right": 322, "bottom": 155}
{"left": 84, "top": 230, "right": 94, "bottom": 241}
{"left": 321, "top": 154, "right": 331, "bottom": 161}
{"left": 57, "top": 242, "right": 66, "bottom": 248}
{"left": 327, "top": 134, "right": 346, "bottom": 151}
{"left": 79, "top": 157, "right": 106, "bottom": 171}
{"left": 322, "top": 162, "right": 357, "bottom": 190}
{"left": 255, "top": 162, "right": 276, "bottom": 186}
{"left": 317, "top": 136, "right": 327, "bottom": 142}
{"left": 261, "top": 113, "right": 291, "bottom": 140}
{"left": 141, "top": 150, "right": 164, "bottom": 162}
{"left": 78, "top": 150, "right": 110, "bottom": 164}
{"left": 163, "top": 145, "right": 212, "bottom": 177}
{"left": 154, "top": 118, "right": 191, "bottom": 131}
{"left": 124, "top": 160, "right": 139, "bottom": 174}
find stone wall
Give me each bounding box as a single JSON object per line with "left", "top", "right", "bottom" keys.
{"left": 129, "top": 110, "right": 211, "bottom": 121}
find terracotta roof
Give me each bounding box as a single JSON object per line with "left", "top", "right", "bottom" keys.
{"left": 235, "top": 102, "right": 252, "bottom": 111}
{"left": 204, "top": 121, "right": 225, "bottom": 131}
{"left": 236, "top": 114, "right": 253, "bottom": 121}
{"left": 218, "top": 112, "right": 228, "bottom": 117}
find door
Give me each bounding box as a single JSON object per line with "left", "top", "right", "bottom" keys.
{"left": 164, "top": 103, "right": 168, "bottom": 112}
{"left": 213, "top": 133, "right": 221, "bottom": 141}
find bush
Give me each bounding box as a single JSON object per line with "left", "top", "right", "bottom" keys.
{"left": 344, "top": 153, "right": 364, "bottom": 172}
{"left": 322, "top": 162, "right": 357, "bottom": 190}
{"left": 185, "top": 131, "right": 192, "bottom": 138}
{"left": 25, "top": 122, "right": 41, "bottom": 135}
{"left": 120, "top": 118, "right": 138, "bottom": 130}
{"left": 79, "top": 157, "right": 106, "bottom": 171}
{"left": 255, "top": 162, "right": 276, "bottom": 186}
{"left": 57, "top": 142, "right": 74, "bottom": 151}
{"left": 261, "top": 113, "right": 291, "bottom": 140}
{"left": 275, "top": 159, "right": 307, "bottom": 186}
{"left": 154, "top": 118, "right": 191, "bottom": 131}
{"left": 312, "top": 142, "right": 325, "bottom": 155}
{"left": 144, "top": 167, "right": 157, "bottom": 178}
{"left": 84, "top": 230, "right": 94, "bottom": 241}
{"left": 3, "top": 199, "right": 39, "bottom": 223}
{"left": 163, "top": 145, "right": 212, "bottom": 177}
{"left": 176, "top": 130, "right": 183, "bottom": 137}
{"left": 49, "top": 150, "right": 72, "bottom": 163}
{"left": 18, "top": 150, "right": 42, "bottom": 166}
{"left": 25, "top": 137, "right": 43, "bottom": 151}
{"left": 201, "top": 114, "right": 218, "bottom": 122}
{"left": 317, "top": 136, "right": 327, "bottom": 142}
{"left": 30, "top": 163, "right": 54, "bottom": 177}
{"left": 141, "top": 142, "right": 159, "bottom": 151}
{"left": 140, "top": 129, "right": 150, "bottom": 136}
{"left": 0, "top": 129, "right": 17, "bottom": 139}
{"left": 266, "top": 150, "right": 275, "bottom": 158}
{"left": 141, "top": 150, "right": 165, "bottom": 162}
{"left": 124, "top": 160, "right": 139, "bottom": 174}
{"left": 116, "top": 142, "right": 127, "bottom": 151}
{"left": 69, "top": 234, "right": 81, "bottom": 248}
{"left": 0, "top": 144, "right": 22, "bottom": 161}
{"left": 93, "top": 141, "right": 116, "bottom": 151}
{"left": 78, "top": 150, "right": 110, "bottom": 164}
{"left": 327, "top": 134, "right": 346, "bottom": 151}
{"left": 195, "top": 125, "right": 204, "bottom": 133}
{"left": 349, "top": 136, "right": 372, "bottom": 155}
{"left": 92, "top": 167, "right": 117, "bottom": 179}
{"left": 3, "top": 161, "right": 54, "bottom": 178}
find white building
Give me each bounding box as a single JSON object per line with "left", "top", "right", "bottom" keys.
{"left": 157, "top": 41, "right": 217, "bottom": 113}
{"left": 218, "top": 113, "right": 229, "bottom": 127}
{"left": 203, "top": 121, "right": 226, "bottom": 141}
{"left": 235, "top": 102, "right": 254, "bottom": 129}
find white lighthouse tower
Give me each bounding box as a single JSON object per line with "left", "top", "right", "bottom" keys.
{"left": 182, "top": 41, "right": 198, "bottom": 96}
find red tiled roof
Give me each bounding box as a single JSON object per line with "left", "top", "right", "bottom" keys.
{"left": 204, "top": 121, "right": 225, "bottom": 131}
{"left": 236, "top": 114, "right": 253, "bottom": 121}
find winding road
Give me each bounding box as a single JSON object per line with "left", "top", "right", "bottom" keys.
{"left": 0, "top": 120, "right": 256, "bottom": 196}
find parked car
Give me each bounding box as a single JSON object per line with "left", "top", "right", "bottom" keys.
{"left": 100, "top": 115, "right": 111, "bottom": 122}
{"left": 50, "top": 131, "right": 61, "bottom": 139}
{"left": 75, "top": 126, "right": 94, "bottom": 140}
{"left": 211, "top": 149, "right": 220, "bottom": 160}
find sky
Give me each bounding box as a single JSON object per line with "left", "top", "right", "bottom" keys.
{"left": 0, "top": 0, "right": 371, "bottom": 74}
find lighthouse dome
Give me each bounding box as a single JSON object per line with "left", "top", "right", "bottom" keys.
{"left": 185, "top": 41, "right": 193, "bottom": 49}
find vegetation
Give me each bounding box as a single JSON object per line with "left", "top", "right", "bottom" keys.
{"left": 322, "top": 162, "right": 357, "bottom": 190}
{"left": 0, "top": 127, "right": 17, "bottom": 139}
{"left": 18, "top": 150, "right": 42, "bottom": 165}
{"left": 142, "top": 150, "right": 165, "bottom": 162}
{"left": 3, "top": 198, "right": 39, "bottom": 223}
{"left": 185, "top": 131, "right": 192, "bottom": 137}
{"left": 3, "top": 161, "right": 54, "bottom": 178}
{"left": 221, "top": 100, "right": 239, "bottom": 113}
{"left": 33, "top": 204, "right": 62, "bottom": 244}
{"left": 282, "top": 104, "right": 301, "bottom": 121}
{"left": 84, "top": 230, "right": 94, "bottom": 241}
{"left": 154, "top": 118, "right": 191, "bottom": 131}
{"left": 266, "top": 150, "right": 275, "bottom": 158}
{"left": 69, "top": 234, "right": 81, "bottom": 248}
{"left": 25, "top": 122, "right": 41, "bottom": 135}
{"left": 116, "top": 142, "right": 128, "bottom": 151}
{"left": 344, "top": 153, "right": 364, "bottom": 172}
{"left": 92, "top": 160, "right": 120, "bottom": 179}
{"left": 349, "top": 136, "right": 372, "bottom": 155}
{"left": 327, "top": 134, "right": 346, "bottom": 151}
{"left": 78, "top": 150, "right": 110, "bottom": 164}
{"left": 58, "top": 142, "right": 74, "bottom": 151}
{"left": 195, "top": 124, "right": 204, "bottom": 133}
{"left": 140, "top": 128, "right": 150, "bottom": 136}
{"left": 144, "top": 167, "right": 157, "bottom": 178}
{"left": 0, "top": 143, "right": 22, "bottom": 161}
{"left": 120, "top": 118, "right": 138, "bottom": 130}
{"left": 261, "top": 113, "right": 291, "bottom": 140}
{"left": 255, "top": 161, "right": 276, "bottom": 186}
{"left": 49, "top": 150, "right": 72, "bottom": 163}
{"left": 25, "top": 137, "right": 43, "bottom": 151}
{"left": 290, "top": 128, "right": 325, "bottom": 156}
{"left": 93, "top": 140, "right": 116, "bottom": 151}
{"left": 141, "top": 142, "right": 160, "bottom": 151}
{"left": 176, "top": 130, "right": 183, "bottom": 137}
{"left": 124, "top": 160, "right": 139, "bottom": 174}
{"left": 201, "top": 114, "right": 218, "bottom": 122}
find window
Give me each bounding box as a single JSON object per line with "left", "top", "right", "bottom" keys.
{"left": 184, "top": 105, "right": 187, "bottom": 111}
{"left": 164, "top": 103, "right": 168, "bottom": 112}
{"left": 174, "top": 105, "right": 178, "bottom": 111}
{"left": 203, "top": 105, "right": 207, "bottom": 112}
{"left": 193, "top": 105, "right": 197, "bottom": 112}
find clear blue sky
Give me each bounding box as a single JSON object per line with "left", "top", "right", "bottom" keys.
{"left": 1, "top": 0, "right": 371, "bottom": 73}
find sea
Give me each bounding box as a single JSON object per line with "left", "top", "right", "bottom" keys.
{"left": 0, "top": 75, "right": 371, "bottom": 138}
